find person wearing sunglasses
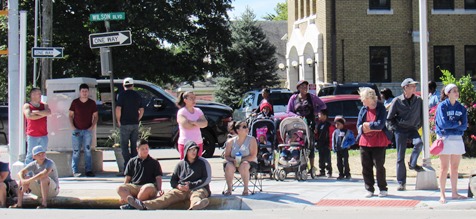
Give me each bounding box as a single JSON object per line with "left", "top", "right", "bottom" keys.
{"left": 223, "top": 120, "right": 258, "bottom": 196}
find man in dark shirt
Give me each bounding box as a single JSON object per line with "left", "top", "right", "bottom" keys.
{"left": 69, "top": 83, "right": 98, "bottom": 177}
{"left": 127, "top": 141, "right": 211, "bottom": 210}
{"left": 117, "top": 139, "right": 163, "bottom": 210}
{"left": 116, "top": 77, "right": 144, "bottom": 173}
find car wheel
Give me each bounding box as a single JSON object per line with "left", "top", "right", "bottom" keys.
{"left": 201, "top": 130, "right": 216, "bottom": 158}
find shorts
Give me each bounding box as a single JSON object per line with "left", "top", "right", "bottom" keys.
{"left": 440, "top": 135, "right": 466, "bottom": 155}
{"left": 119, "top": 183, "right": 158, "bottom": 197}
{"left": 29, "top": 177, "right": 59, "bottom": 198}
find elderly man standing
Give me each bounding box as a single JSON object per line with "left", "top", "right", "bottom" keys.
{"left": 387, "top": 78, "right": 424, "bottom": 191}
{"left": 11, "top": 146, "right": 59, "bottom": 209}
{"left": 116, "top": 78, "right": 144, "bottom": 174}
{"left": 23, "top": 88, "right": 51, "bottom": 164}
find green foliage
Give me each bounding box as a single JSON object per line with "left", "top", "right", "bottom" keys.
{"left": 8, "top": 0, "right": 232, "bottom": 86}
{"left": 439, "top": 69, "right": 476, "bottom": 157}
{"left": 216, "top": 8, "right": 280, "bottom": 106}
{"left": 107, "top": 122, "right": 151, "bottom": 147}
{"left": 263, "top": 2, "right": 288, "bottom": 21}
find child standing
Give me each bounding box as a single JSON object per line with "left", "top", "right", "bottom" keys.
{"left": 332, "top": 116, "right": 355, "bottom": 180}
{"left": 315, "top": 109, "right": 334, "bottom": 177}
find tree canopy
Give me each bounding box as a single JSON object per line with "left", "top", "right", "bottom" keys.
{"left": 215, "top": 7, "right": 279, "bottom": 106}
{"left": 0, "top": 0, "right": 233, "bottom": 90}
{"left": 263, "top": 2, "right": 287, "bottom": 21}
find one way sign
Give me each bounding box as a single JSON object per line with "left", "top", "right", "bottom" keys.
{"left": 89, "top": 30, "right": 132, "bottom": 49}
{"left": 32, "top": 47, "right": 64, "bottom": 58}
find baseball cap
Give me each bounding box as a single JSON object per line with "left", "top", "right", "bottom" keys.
{"left": 401, "top": 78, "right": 418, "bottom": 87}
{"left": 296, "top": 80, "right": 309, "bottom": 89}
{"left": 32, "top": 145, "right": 46, "bottom": 156}
{"left": 123, "top": 77, "right": 134, "bottom": 86}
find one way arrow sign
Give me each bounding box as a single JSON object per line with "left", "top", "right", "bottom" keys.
{"left": 32, "top": 47, "right": 64, "bottom": 58}
{"left": 89, "top": 30, "right": 132, "bottom": 49}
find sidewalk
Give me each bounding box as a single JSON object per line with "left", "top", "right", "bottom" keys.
{"left": 2, "top": 146, "right": 475, "bottom": 210}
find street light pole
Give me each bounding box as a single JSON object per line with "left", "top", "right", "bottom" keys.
{"left": 33, "top": 0, "right": 39, "bottom": 87}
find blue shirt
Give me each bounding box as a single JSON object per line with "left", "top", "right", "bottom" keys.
{"left": 0, "top": 161, "right": 12, "bottom": 182}
{"left": 429, "top": 91, "right": 440, "bottom": 109}
{"left": 435, "top": 99, "right": 467, "bottom": 136}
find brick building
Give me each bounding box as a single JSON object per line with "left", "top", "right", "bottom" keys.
{"left": 283, "top": 0, "right": 476, "bottom": 91}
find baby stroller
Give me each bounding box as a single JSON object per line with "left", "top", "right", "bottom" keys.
{"left": 249, "top": 117, "right": 277, "bottom": 178}
{"left": 274, "top": 117, "right": 312, "bottom": 181}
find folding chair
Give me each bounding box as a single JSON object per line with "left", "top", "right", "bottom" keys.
{"left": 223, "top": 162, "right": 263, "bottom": 195}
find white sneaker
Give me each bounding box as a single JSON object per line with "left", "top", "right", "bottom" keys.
{"left": 288, "top": 158, "right": 298, "bottom": 165}
{"left": 364, "top": 191, "right": 373, "bottom": 198}
{"left": 378, "top": 190, "right": 388, "bottom": 197}
{"left": 73, "top": 173, "right": 82, "bottom": 177}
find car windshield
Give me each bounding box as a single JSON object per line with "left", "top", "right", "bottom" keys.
{"left": 257, "top": 92, "right": 293, "bottom": 105}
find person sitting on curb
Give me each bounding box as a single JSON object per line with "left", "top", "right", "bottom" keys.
{"left": 117, "top": 139, "right": 163, "bottom": 210}
{"left": 10, "top": 146, "right": 59, "bottom": 209}
{"left": 127, "top": 141, "right": 212, "bottom": 210}
{"left": 1, "top": 161, "right": 17, "bottom": 208}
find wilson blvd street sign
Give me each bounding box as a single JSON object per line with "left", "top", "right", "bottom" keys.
{"left": 89, "top": 31, "right": 132, "bottom": 49}
{"left": 31, "top": 47, "right": 64, "bottom": 58}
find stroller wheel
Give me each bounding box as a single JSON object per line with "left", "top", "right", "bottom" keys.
{"left": 300, "top": 169, "right": 308, "bottom": 181}
{"left": 296, "top": 171, "right": 302, "bottom": 181}
{"left": 277, "top": 169, "right": 286, "bottom": 181}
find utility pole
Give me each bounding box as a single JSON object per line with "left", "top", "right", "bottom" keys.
{"left": 40, "top": 0, "right": 53, "bottom": 91}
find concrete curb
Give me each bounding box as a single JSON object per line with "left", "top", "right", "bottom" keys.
{"left": 21, "top": 195, "right": 244, "bottom": 210}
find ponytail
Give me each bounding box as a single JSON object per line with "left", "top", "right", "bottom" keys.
{"left": 176, "top": 91, "right": 193, "bottom": 108}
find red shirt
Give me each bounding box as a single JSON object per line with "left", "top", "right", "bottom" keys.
{"left": 25, "top": 102, "right": 48, "bottom": 137}
{"left": 69, "top": 98, "right": 98, "bottom": 130}
{"left": 359, "top": 108, "right": 390, "bottom": 147}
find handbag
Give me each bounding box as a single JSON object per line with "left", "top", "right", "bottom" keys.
{"left": 430, "top": 138, "right": 444, "bottom": 155}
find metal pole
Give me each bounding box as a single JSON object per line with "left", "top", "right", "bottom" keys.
{"left": 19, "top": 11, "right": 27, "bottom": 160}
{"left": 416, "top": 0, "right": 438, "bottom": 190}
{"left": 33, "top": 0, "right": 39, "bottom": 87}
{"left": 104, "top": 20, "right": 117, "bottom": 130}
{"left": 7, "top": 0, "right": 22, "bottom": 179}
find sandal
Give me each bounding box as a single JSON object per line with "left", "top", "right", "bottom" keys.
{"left": 223, "top": 190, "right": 232, "bottom": 196}
{"left": 9, "top": 204, "right": 21, "bottom": 208}
{"left": 451, "top": 194, "right": 467, "bottom": 200}
{"left": 37, "top": 205, "right": 47, "bottom": 209}
{"left": 242, "top": 191, "right": 249, "bottom": 196}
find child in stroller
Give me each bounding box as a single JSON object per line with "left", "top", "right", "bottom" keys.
{"left": 256, "top": 127, "right": 272, "bottom": 166}
{"left": 279, "top": 130, "right": 304, "bottom": 166}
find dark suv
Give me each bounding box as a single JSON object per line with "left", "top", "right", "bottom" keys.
{"left": 96, "top": 79, "right": 232, "bottom": 158}
{"left": 318, "top": 83, "right": 380, "bottom": 100}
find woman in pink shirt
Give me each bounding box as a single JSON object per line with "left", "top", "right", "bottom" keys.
{"left": 176, "top": 92, "right": 208, "bottom": 159}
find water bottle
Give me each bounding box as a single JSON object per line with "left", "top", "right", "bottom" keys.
{"left": 235, "top": 152, "right": 242, "bottom": 168}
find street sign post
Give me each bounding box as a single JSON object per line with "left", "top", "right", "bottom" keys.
{"left": 89, "top": 31, "right": 132, "bottom": 49}
{"left": 31, "top": 47, "right": 64, "bottom": 58}
{"left": 90, "top": 12, "right": 125, "bottom": 22}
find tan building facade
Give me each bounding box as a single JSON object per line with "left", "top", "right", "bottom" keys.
{"left": 284, "top": 0, "right": 476, "bottom": 90}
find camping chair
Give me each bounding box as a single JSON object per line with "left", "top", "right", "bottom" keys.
{"left": 223, "top": 161, "right": 263, "bottom": 195}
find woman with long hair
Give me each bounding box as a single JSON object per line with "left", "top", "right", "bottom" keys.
{"left": 223, "top": 120, "right": 257, "bottom": 196}
{"left": 435, "top": 84, "right": 468, "bottom": 203}
{"left": 176, "top": 91, "right": 208, "bottom": 159}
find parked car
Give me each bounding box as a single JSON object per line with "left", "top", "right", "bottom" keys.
{"left": 318, "top": 83, "right": 381, "bottom": 100}
{"left": 233, "top": 88, "right": 293, "bottom": 121}
{"left": 274, "top": 95, "right": 363, "bottom": 147}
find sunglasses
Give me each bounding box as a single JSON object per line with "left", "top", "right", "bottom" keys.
{"left": 239, "top": 125, "right": 248, "bottom": 129}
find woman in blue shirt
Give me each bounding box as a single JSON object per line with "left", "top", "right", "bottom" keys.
{"left": 435, "top": 83, "right": 467, "bottom": 204}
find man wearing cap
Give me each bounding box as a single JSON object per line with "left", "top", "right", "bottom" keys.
{"left": 387, "top": 78, "right": 424, "bottom": 191}
{"left": 126, "top": 140, "right": 212, "bottom": 210}
{"left": 69, "top": 83, "right": 98, "bottom": 177}
{"left": 117, "top": 139, "right": 163, "bottom": 210}
{"left": 287, "top": 80, "right": 326, "bottom": 173}
{"left": 23, "top": 88, "right": 51, "bottom": 164}
{"left": 116, "top": 77, "right": 144, "bottom": 174}
{"left": 11, "top": 146, "right": 59, "bottom": 209}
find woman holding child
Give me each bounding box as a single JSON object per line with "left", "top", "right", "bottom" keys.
{"left": 356, "top": 87, "right": 392, "bottom": 198}
{"left": 223, "top": 120, "right": 258, "bottom": 196}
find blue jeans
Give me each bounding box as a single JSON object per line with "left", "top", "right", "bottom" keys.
{"left": 120, "top": 124, "right": 139, "bottom": 169}
{"left": 26, "top": 135, "right": 48, "bottom": 164}
{"left": 72, "top": 129, "right": 93, "bottom": 173}
{"left": 394, "top": 129, "right": 423, "bottom": 184}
